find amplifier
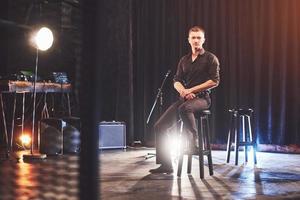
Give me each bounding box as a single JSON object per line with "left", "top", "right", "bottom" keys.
{"left": 99, "top": 121, "right": 126, "bottom": 149}
{"left": 39, "top": 118, "right": 66, "bottom": 155}
{"left": 62, "top": 117, "right": 81, "bottom": 153}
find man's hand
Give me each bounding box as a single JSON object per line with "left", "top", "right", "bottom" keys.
{"left": 184, "top": 93, "right": 196, "bottom": 100}
{"left": 179, "top": 88, "right": 196, "bottom": 100}
{"left": 179, "top": 88, "right": 191, "bottom": 98}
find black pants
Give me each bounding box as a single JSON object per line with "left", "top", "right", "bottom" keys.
{"left": 154, "top": 95, "right": 211, "bottom": 166}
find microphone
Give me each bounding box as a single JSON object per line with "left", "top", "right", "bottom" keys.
{"left": 165, "top": 70, "right": 171, "bottom": 77}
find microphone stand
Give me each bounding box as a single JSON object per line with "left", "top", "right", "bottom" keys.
{"left": 145, "top": 70, "right": 171, "bottom": 159}
{"left": 146, "top": 70, "right": 170, "bottom": 124}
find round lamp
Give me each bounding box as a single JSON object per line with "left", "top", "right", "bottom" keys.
{"left": 35, "top": 27, "right": 54, "bottom": 51}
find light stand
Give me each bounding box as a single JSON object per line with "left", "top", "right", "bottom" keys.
{"left": 23, "top": 27, "right": 53, "bottom": 160}
{"left": 23, "top": 48, "right": 46, "bottom": 159}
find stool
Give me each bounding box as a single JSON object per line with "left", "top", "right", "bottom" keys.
{"left": 226, "top": 108, "right": 257, "bottom": 165}
{"left": 177, "top": 110, "right": 213, "bottom": 179}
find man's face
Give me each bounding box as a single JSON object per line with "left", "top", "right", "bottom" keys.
{"left": 188, "top": 30, "right": 205, "bottom": 50}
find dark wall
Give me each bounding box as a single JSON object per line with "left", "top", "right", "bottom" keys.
{"left": 0, "top": 0, "right": 9, "bottom": 76}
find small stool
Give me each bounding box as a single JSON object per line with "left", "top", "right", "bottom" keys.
{"left": 177, "top": 110, "right": 213, "bottom": 179}
{"left": 226, "top": 108, "right": 257, "bottom": 165}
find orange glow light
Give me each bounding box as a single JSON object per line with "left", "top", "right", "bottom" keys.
{"left": 20, "top": 134, "right": 31, "bottom": 145}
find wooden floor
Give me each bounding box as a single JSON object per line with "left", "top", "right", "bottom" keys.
{"left": 1, "top": 148, "right": 300, "bottom": 199}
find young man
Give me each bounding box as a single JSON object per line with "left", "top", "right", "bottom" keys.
{"left": 150, "top": 26, "right": 220, "bottom": 173}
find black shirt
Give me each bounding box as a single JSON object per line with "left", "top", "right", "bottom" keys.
{"left": 173, "top": 50, "right": 220, "bottom": 89}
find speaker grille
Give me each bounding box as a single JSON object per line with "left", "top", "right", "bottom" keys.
{"left": 63, "top": 124, "right": 80, "bottom": 153}
{"left": 39, "top": 118, "right": 65, "bottom": 155}
{"left": 99, "top": 122, "right": 126, "bottom": 149}
{"left": 62, "top": 117, "right": 81, "bottom": 153}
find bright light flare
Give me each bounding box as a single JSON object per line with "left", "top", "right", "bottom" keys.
{"left": 20, "top": 134, "right": 31, "bottom": 145}
{"left": 34, "top": 27, "right": 54, "bottom": 51}
{"left": 169, "top": 134, "right": 183, "bottom": 157}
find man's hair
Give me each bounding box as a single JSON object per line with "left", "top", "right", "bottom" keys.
{"left": 188, "top": 26, "right": 205, "bottom": 35}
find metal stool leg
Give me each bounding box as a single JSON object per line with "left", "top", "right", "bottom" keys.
{"left": 205, "top": 115, "right": 213, "bottom": 176}
{"left": 226, "top": 113, "right": 234, "bottom": 163}
{"left": 177, "top": 120, "right": 184, "bottom": 177}
{"left": 187, "top": 154, "right": 192, "bottom": 174}
{"left": 234, "top": 115, "right": 240, "bottom": 165}
{"left": 242, "top": 115, "right": 248, "bottom": 162}
{"left": 177, "top": 153, "right": 183, "bottom": 177}
{"left": 199, "top": 117, "right": 205, "bottom": 179}
{"left": 247, "top": 115, "right": 257, "bottom": 164}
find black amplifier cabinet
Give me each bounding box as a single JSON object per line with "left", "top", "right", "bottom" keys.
{"left": 62, "top": 117, "right": 81, "bottom": 153}
{"left": 39, "top": 118, "right": 66, "bottom": 155}
{"left": 99, "top": 121, "right": 126, "bottom": 149}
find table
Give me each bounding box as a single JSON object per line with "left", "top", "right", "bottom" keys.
{"left": 0, "top": 80, "right": 72, "bottom": 156}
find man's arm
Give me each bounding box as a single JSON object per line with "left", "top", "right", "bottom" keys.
{"left": 176, "top": 79, "right": 219, "bottom": 100}
{"left": 174, "top": 81, "right": 189, "bottom": 98}
{"left": 187, "top": 79, "right": 219, "bottom": 94}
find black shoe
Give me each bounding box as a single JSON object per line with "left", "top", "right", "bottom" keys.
{"left": 149, "top": 165, "right": 173, "bottom": 174}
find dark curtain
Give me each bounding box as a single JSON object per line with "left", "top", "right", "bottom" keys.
{"left": 132, "top": 0, "right": 300, "bottom": 145}
{"left": 92, "top": 1, "right": 134, "bottom": 144}
{"left": 0, "top": 1, "right": 9, "bottom": 76}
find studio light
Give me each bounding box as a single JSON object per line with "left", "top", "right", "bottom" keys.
{"left": 35, "top": 27, "right": 53, "bottom": 51}
{"left": 20, "top": 134, "right": 31, "bottom": 146}
{"left": 23, "top": 26, "right": 54, "bottom": 160}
